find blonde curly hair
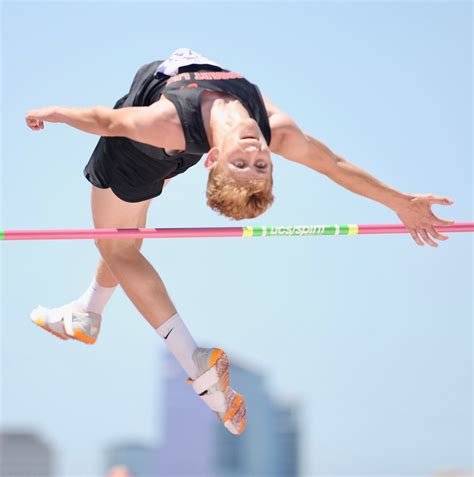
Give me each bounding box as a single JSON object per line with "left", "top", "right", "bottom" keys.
{"left": 206, "top": 165, "right": 274, "bottom": 220}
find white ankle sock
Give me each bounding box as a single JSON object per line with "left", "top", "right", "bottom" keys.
{"left": 156, "top": 313, "right": 199, "bottom": 379}
{"left": 78, "top": 278, "right": 117, "bottom": 315}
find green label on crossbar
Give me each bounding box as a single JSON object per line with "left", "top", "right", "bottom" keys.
{"left": 266, "top": 225, "right": 349, "bottom": 236}
{"left": 0, "top": 230, "right": 4, "bottom": 240}
{"left": 242, "top": 225, "right": 359, "bottom": 237}
{"left": 267, "top": 225, "right": 331, "bottom": 236}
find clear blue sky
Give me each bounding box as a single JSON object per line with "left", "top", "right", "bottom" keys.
{"left": 1, "top": 2, "right": 472, "bottom": 476}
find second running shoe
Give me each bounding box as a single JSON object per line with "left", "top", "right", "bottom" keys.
{"left": 188, "top": 347, "right": 246, "bottom": 435}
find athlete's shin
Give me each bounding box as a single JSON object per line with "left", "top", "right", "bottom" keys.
{"left": 95, "top": 257, "right": 119, "bottom": 288}
{"left": 156, "top": 313, "right": 199, "bottom": 379}
{"left": 97, "top": 242, "right": 177, "bottom": 329}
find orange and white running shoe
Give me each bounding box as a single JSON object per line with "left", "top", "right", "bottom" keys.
{"left": 188, "top": 348, "right": 246, "bottom": 435}
{"left": 30, "top": 300, "right": 101, "bottom": 345}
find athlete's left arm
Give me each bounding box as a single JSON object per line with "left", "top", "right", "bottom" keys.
{"left": 271, "top": 117, "right": 455, "bottom": 247}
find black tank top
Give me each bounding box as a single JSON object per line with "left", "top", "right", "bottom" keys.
{"left": 126, "top": 62, "right": 272, "bottom": 156}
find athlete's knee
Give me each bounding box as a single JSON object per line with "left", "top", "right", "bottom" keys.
{"left": 135, "top": 238, "right": 144, "bottom": 251}
{"left": 94, "top": 237, "right": 143, "bottom": 255}
{"left": 95, "top": 238, "right": 140, "bottom": 262}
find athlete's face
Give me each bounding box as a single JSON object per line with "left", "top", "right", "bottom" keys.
{"left": 205, "top": 119, "right": 272, "bottom": 181}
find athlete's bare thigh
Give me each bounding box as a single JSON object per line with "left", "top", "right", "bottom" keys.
{"left": 90, "top": 185, "right": 152, "bottom": 254}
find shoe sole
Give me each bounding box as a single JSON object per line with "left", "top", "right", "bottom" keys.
{"left": 31, "top": 317, "right": 69, "bottom": 341}
{"left": 30, "top": 315, "right": 96, "bottom": 345}
{"left": 212, "top": 349, "right": 247, "bottom": 435}
{"left": 71, "top": 329, "right": 96, "bottom": 345}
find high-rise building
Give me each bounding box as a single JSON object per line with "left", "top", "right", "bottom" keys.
{"left": 104, "top": 442, "right": 156, "bottom": 477}
{"left": 156, "top": 352, "right": 301, "bottom": 476}
{"left": 0, "top": 430, "right": 55, "bottom": 477}
{"left": 272, "top": 401, "right": 300, "bottom": 477}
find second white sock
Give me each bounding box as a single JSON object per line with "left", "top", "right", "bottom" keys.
{"left": 78, "top": 277, "right": 117, "bottom": 315}
{"left": 156, "top": 313, "right": 199, "bottom": 379}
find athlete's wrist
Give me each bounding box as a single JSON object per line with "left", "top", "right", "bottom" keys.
{"left": 385, "top": 191, "right": 414, "bottom": 211}
{"left": 54, "top": 106, "right": 71, "bottom": 123}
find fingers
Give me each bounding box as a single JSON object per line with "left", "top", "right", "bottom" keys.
{"left": 426, "top": 196, "right": 455, "bottom": 225}
{"left": 419, "top": 228, "right": 438, "bottom": 248}
{"left": 405, "top": 194, "right": 456, "bottom": 247}
{"left": 409, "top": 228, "right": 425, "bottom": 247}
{"left": 27, "top": 120, "right": 43, "bottom": 131}
{"left": 410, "top": 226, "right": 449, "bottom": 248}
{"left": 430, "top": 196, "right": 454, "bottom": 206}
{"left": 426, "top": 225, "right": 449, "bottom": 241}
{"left": 33, "top": 120, "right": 44, "bottom": 130}
{"left": 26, "top": 110, "right": 41, "bottom": 129}
{"left": 25, "top": 115, "right": 44, "bottom": 131}
{"left": 423, "top": 195, "right": 455, "bottom": 227}
{"left": 432, "top": 214, "right": 455, "bottom": 226}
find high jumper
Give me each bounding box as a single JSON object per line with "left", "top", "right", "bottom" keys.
{"left": 25, "top": 48, "right": 455, "bottom": 435}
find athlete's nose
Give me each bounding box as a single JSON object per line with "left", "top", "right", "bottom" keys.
{"left": 244, "top": 144, "right": 261, "bottom": 152}
{"left": 241, "top": 139, "right": 262, "bottom": 152}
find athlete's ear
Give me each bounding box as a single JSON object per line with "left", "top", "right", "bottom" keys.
{"left": 204, "top": 147, "right": 219, "bottom": 170}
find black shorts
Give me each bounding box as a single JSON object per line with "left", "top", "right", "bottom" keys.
{"left": 84, "top": 136, "right": 168, "bottom": 203}
{"left": 83, "top": 61, "right": 202, "bottom": 203}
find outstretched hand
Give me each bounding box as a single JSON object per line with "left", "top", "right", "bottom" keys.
{"left": 395, "top": 194, "right": 455, "bottom": 247}
{"left": 25, "top": 106, "right": 59, "bottom": 131}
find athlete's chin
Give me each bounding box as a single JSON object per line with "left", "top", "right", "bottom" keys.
{"left": 237, "top": 118, "right": 261, "bottom": 138}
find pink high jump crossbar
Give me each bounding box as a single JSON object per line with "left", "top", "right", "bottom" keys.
{"left": 1, "top": 222, "right": 473, "bottom": 241}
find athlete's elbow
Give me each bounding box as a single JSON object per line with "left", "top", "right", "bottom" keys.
{"left": 92, "top": 106, "right": 120, "bottom": 137}
{"left": 315, "top": 153, "right": 346, "bottom": 177}
{"left": 334, "top": 154, "right": 347, "bottom": 166}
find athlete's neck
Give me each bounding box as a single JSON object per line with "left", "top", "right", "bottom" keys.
{"left": 202, "top": 92, "right": 250, "bottom": 148}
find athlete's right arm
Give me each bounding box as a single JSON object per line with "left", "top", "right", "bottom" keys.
{"left": 25, "top": 103, "right": 180, "bottom": 149}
